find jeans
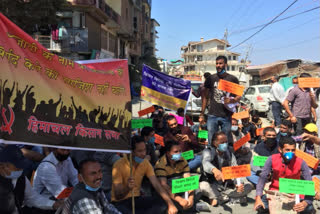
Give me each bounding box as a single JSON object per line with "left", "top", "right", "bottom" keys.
{"left": 207, "top": 115, "right": 232, "bottom": 145}
{"left": 294, "top": 117, "right": 311, "bottom": 135}
{"left": 247, "top": 170, "right": 260, "bottom": 185}
{"left": 188, "top": 155, "right": 202, "bottom": 170}
{"left": 271, "top": 101, "right": 282, "bottom": 126}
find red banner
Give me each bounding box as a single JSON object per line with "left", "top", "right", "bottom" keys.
{"left": 0, "top": 13, "right": 131, "bottom": 152}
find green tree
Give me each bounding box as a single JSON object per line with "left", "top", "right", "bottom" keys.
{"left": 0, "top": 0, "right": 66, "bottom": 34}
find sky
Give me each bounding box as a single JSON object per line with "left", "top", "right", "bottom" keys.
{"left": 151, "top": 0, "right": 320, "bottom": 65}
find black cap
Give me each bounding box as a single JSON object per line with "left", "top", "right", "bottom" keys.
{"left": 0, "top": 145, "right": 29, "bottom": 169}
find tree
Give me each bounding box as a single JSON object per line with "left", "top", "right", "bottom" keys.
{"left": 0, "top": 0, "right": 66, "bottom": 35}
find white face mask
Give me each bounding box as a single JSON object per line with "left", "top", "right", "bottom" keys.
{"left": 275, "top": 128, "right": 280, "bottom": 133}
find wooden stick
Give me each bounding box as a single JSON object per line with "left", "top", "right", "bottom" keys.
{"left": 130, "top": 153, "right": 135, "bottom": 214}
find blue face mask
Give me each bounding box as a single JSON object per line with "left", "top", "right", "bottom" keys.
{"left": 280, "top": 132, "right": 287, "bottom": 136}
{"left": 231, "top": 126, "right": 238, "bottom": 132}
{"left": 217, "top": 143, "right": 228, "bottom": 152}
{"left": 284, "top": 152, "right": 295, "bottom": 161}
{"left": 5, "top": 170, "right": 23, "bottom": 179}
{"left": 217, "top": 69, "right": 226, "bottom": 75}
{"left": 134, "top": 156, "right": 144, "bottom": 164}
{"left": 171, "top": 153, "right": 181, "bottom": 161}
{"left": 148, "top": 137, "right": 155, "bottom": 144}
{"left": 81, "top": 175, "right": 101, "bottom": 192}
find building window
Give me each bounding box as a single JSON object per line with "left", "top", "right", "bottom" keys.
{"left": 232, "top": 66, "right": 235, "bottom": 71}
{"left": 197, "top": 55, "right": 202, "bottom": 61}
{"left": 217, "top": 45, "right": 224, "bottom": 50}
{"left": 228, "top": 56, "right": 231, "bottom": 60}
{"left": 197, "top": 45, "right": 203, "bottom": 52}
{"left": 233, "top": 55, "right": 237, "bottom": 60}
{"left": 227, "top": 66, "right": 230, "bottom": 71}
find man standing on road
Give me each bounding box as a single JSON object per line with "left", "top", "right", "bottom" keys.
{"left": 269, "top": 75, "right": 285, "bottom": 127}
{"left": 201, "top": 55, "right": 241, "bottom": 144}
{"left": 283, "top": 73, "right": 318, "bottom": 135}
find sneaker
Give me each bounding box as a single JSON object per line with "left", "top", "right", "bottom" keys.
{"left": 228, "top": 184, "right": 253, "bottom": 198}
{"left": 217, "top": 195, "right": 229, "bottom": 205}
{"left": 239, "top": 196, "right": 247, "bottom": 206}
{"left": 195, "top": 202, "right": 211, "bottom": 212}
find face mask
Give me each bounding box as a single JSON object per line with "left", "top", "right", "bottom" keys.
{"left": 55, "top": 154, "right": 69, "bottom": 162}
{"left": 5, "top": 170, "right": 23, "bottom": 179}
{"left": 81, "top": 175, "right": 101, "bottom": 192}
{"left": 293, "top": 84, "right": 298, "bottom": 87}
{"left": 252, "top": 118, "right": 259, "bottom": 123}
{"left": 148, "top": 137, "right": 155, "bottom": 144}
{"left": 217, "top": 69, "right": 226, "bottom": 76}
{"left": 283, "top": 152, "right": 295, "bottom": 161}
{"left": 217, "top": 143, "right": 228, "bottom": 152}
{"left": 231, "top": 126, "right": 238, "bottom": 132}
{"left": 275, "top": 128, "right": 280, "bottom": 133}
{"left": 280, "top": 132, "right": 287, "bottom": 136}
{"left": 265, "top": 138, "right": 277, "bottom": 147}
{"left": 134, "top": 156, "right": 144, "bottom": 164}
{"left": 171, "top": 153, "right": 181, "bottom": 161}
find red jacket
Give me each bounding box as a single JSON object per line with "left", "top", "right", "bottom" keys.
{"left": 269, "top": 153, "right": 303, "bottom": 191}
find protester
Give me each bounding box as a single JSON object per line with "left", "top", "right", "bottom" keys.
{"left": 241, "top": 117, "right": 257, "bottom": 145}
{"left": 254, "top": 136, "right": 314, "bottom": 214}
{"left": 276, "top": 119, "right": 292, "bottom": 143}
{"left": 231, "top": 118, "right": 252, "bottom": 165}
{"left": 269, "top": 75, "right": 286, "bottom": 127}
{"left": 164, "top": 115, "right": 201, "bottom": 170}
{"left": 176, "top": 107, "right": 194, "bottom": 127}
{"left": 154, "top": 140, "right": 196, "bottom": 212}
{"left": 141, "top": 126, "right": 158, "bottom": 165}
{"left": 251, "top": 111, "right": 262, "bottom": 129}
{"left": 283, "top": 73, "right": 318, "bottom": 135}
{"left": 191, "top": 114, "right": 207, "bottom": 146}
{"left": 33, "top": 148, "right": 78, "bottom": 203}
{"left": 200, "top": 131, "right": 252, "bottom": 207}
{"left": 61, "top": 159, "right": 121, "bottom": 214}
{"left": 111, "top": 136, "right": 178, "bottom": 214}
{"left": 192, "top": 72, "right": 211, "bottom": 98}
{"left": 0, "top": 145, "right": 62, "bottom": 213}
{"left": 298, "top": 123, "right": 320, "bottom": 163}
{"left": 201, "top": 55, "right": 241, "bottom": 144}
{"left": 247, "top": 127, "right": 278, "bottom": 186}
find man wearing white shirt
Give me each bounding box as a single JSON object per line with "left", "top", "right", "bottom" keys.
{"left": 0, "top": 145, "right": 62, "bottom": 213}
{"left": 269, "top": 75, "right": 285, "bottom": 127}
{"left": 33, "top": 148, "right": 78, "bottom": 202}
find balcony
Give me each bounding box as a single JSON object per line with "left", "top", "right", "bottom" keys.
{"left": 35, "top": 28, "right": 89, "bottom": 53}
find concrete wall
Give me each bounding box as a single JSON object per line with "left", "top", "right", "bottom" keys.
{"left": 86, "top": 14, "right": 101, "bottom": 50}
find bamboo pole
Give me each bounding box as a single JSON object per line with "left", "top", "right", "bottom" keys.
{"left": 130, "top": 153, "right": 135, "bottom": 214}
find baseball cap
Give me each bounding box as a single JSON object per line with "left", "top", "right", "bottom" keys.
{"left": 304, "top": 123, "right": 318, "bottom": 133}
{"left": 0, "top": 145, "right": 29, "bottom": 169}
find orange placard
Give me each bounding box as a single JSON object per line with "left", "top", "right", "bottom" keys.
{"left": 154, "top": 134, "right": 164, "bottom": 147}
{"left": 313, "top": 177, "right": 320, "bottom": 193}
{"left": 298, "top": 78, "right": 320, "bottom": 88}
{"left": 138, "top": 106, "right": 155, "bottom": 117}
{"left": 217, "top": 79, "right": 245, "bottom": 96}
{"left": 56, "top": 187, "right": 73, "bottom": 199}
{"left": 232, "top": 111, "right": 250, "bottom": 120}
{"left": 233, "top": 133, "right": 251, "bottom": 151}
{"left": 222, "top": 164, "right": 251, "bottom": 180}
{"left": 295, "top": 149, "right": 320, "bottom": 170}
{"left": 256, "top": 128, "right": 264, "bottom": 136}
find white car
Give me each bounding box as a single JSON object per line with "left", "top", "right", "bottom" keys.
{"left": 244, "top": 85, "right": 271, "bottom": 113}
{"left": 186, "top": 81, "right": 202, "bottom": 116}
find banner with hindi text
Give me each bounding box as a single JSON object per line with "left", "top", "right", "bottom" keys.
{"left": 0, "top": 13, "right": 131, "bottom": 152}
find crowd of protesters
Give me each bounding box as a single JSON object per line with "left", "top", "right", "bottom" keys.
{"left": 1, "top": 55, "right": 320, "bottom": 214}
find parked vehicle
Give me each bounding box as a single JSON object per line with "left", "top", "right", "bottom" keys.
{"left": 244, "top": 85, "right": 271, "bottom": 113}
{"left": 186, "top": 81, "right": 202, "bottom": 116}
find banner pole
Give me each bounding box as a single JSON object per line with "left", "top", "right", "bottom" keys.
{"left": 130, "top": 153, "right": 135, "bottom": 214}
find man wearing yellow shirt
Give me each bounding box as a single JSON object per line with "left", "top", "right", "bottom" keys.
{"left": 112, "top": 136, "right": 177, "bottom": 214}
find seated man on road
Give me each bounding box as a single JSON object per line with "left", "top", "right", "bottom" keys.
{"left": 141, "top": 126, "right": 158, "bottom": 165}
{"left": 276, "top": 119, "right": 292, "bottom": 143}
{"left": 191, "top": 114, "right": 208, "bottom": 147}
{"left": 164, "top": 115, "right": 201, "bottom": 171}
{"left": 154, "top": 140, "right": 195, "bottom": 212}
{"left": 62, "top": 159, "right": 121, "bottom": 214}
{"left": 298, "top": 123, "right": 320, "bottom": 163}
{"left": 241, "top": 117, "right": 257, "bottom": 145}
{"left": 111, "top": 136, "right": 177, "bottom": 214}
{"left": 33, "top": 148, "right": 78, "bottom": 202}
{"left": 200, "top": 131, "right": 252, "bottom": 207}
{"left": 176, "top": 107, "right": 194, "bottom": 127}
{"left": 247, "top": 127, "right": 278, "bottom": 186}
{"left": 254, "top": 136, "right": 314, "bottom": 214}
{"left": 0, "top": 145, "right": 62, "bottom": 213}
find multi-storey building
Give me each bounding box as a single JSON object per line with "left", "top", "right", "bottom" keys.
{"left": 34, "top": 0, "right": 159, "bottom": 66}
{"left": 181, "top": 37, "right": 248, "bottom": 79}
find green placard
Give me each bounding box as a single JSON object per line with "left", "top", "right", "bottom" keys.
{"left": 181, "top": 150, "right": 194, "bottom": 160}
{"left": 253, "top": 156, "right": 269, "bottom": 167}
{"left": 131, "top": 119, "right": 153, "bottom": 129}
{"left": 172, "top": 175, "right": 199, "bottom": 194}
{"left": 279, "top": 178, "right": 315, "bottom": 196}
{"left": 198, "top": 130, "right": 208, "bottom": 139}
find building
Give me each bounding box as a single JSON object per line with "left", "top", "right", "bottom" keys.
{"left": 34, "top": 0, "right": 158, "bottom": 67}
{"left": 181, "top": 37, "right": 248, "bottom": 79}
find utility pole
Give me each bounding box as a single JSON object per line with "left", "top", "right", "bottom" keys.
{"left": 239, "top": 44, "right": 252, "bottom": 83}
{"left": 223, "top": 28, "right": 228, "bottom": 57}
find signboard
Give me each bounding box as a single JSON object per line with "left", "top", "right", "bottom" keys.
{"left": 141, "top": 65, "right": 191, "bottom": 111}
{"left": 295, "top": 149, "right": 320, "bottom": 170}
{"left": 172, "top": 175, "right": 199, "bottom": 194}
{"left": 181, "top": 150, "right": 194, "bottom": 160}
{"left": 138, "top": 106, "right": 155, "bottom": 117}
{"left": 298, "top": 78, "right": 320, "bottom": 88}
{"left": 233, "top": 133, "right": 251, "bottom": 151}
{"left": 154, "top": 134, "right": 164, "bottom": 147}
{"left": 217, "top": 79, "right": 245, "bottom": 96}
{"left": 198, "top": 130, "right": 208, "bottom": 139}
{"left": 0, "top": 13, "right": 131, "bottom": 152}
{"left": 253, "top": 156, "right": 269, "bottom": 167}
{"left": 222, "top": 164, "right": 251, "bottom": 180}
{"left": 131, "top": 119, "right": 152, "bottom": 129}
{"left": 232, "top": 111, "right": 250, "bottom": 120}
{"left": 279, "top": 178, "right": 315, "bottom": 196}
